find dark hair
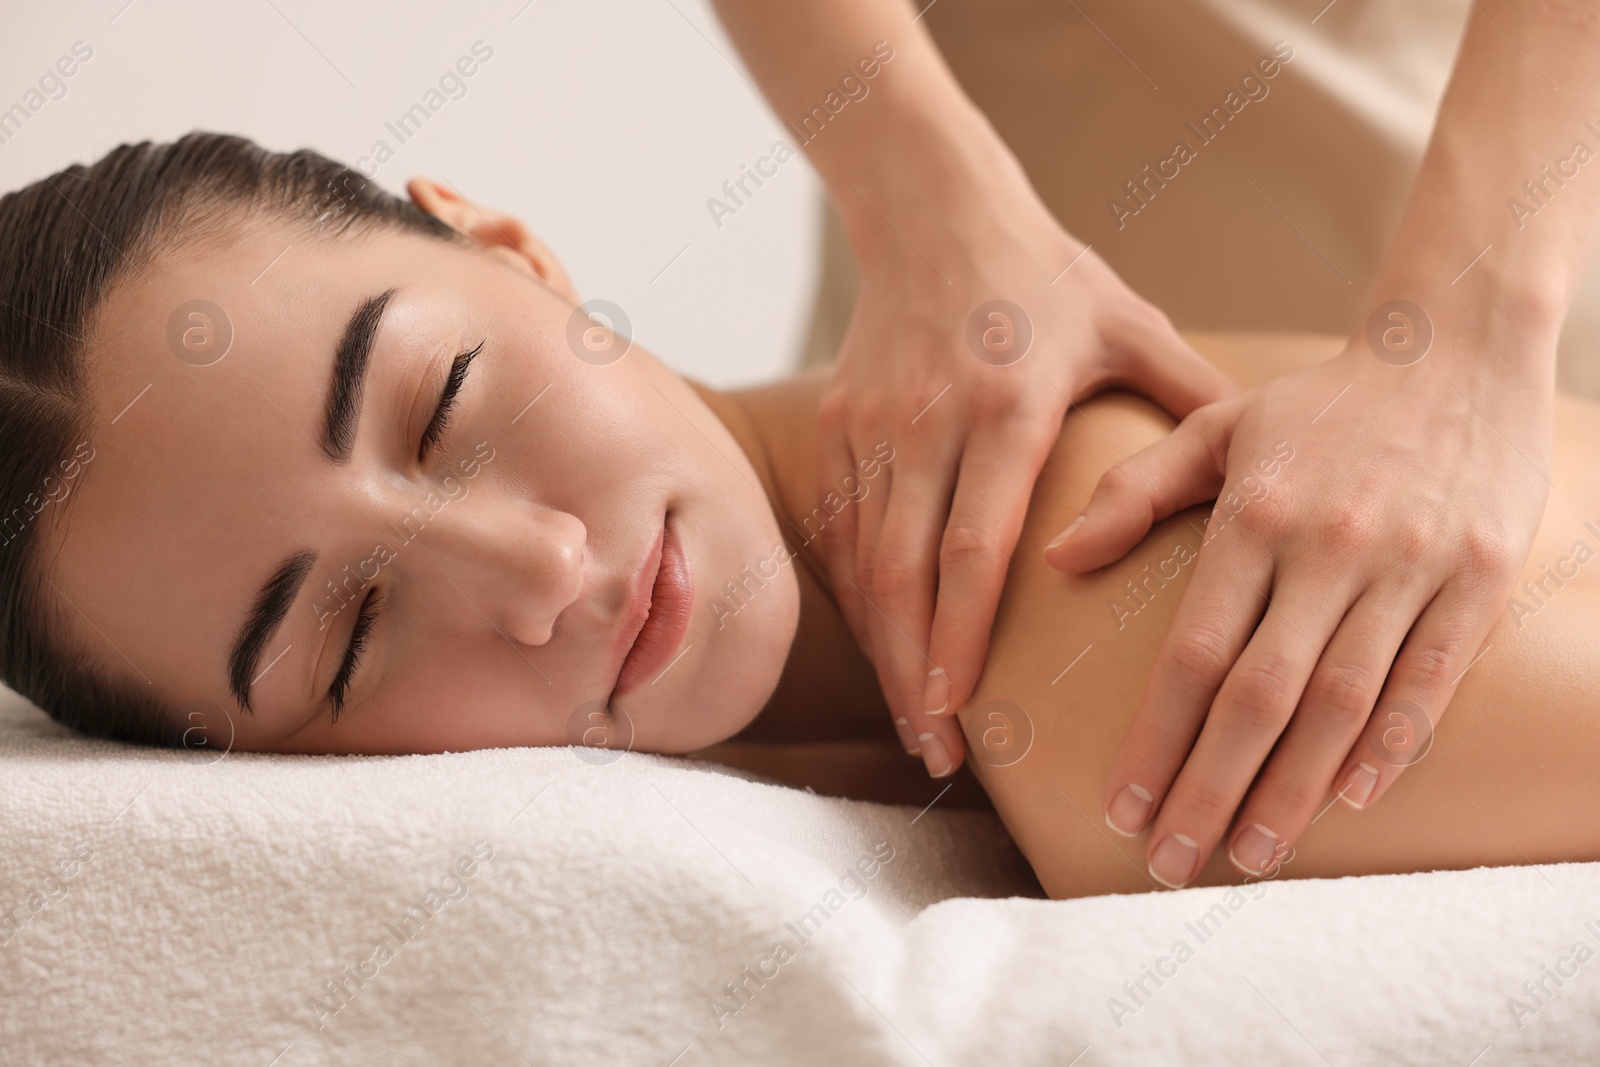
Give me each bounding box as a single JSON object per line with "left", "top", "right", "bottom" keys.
{"left": 0, "top": 131, "right": 461, "bottom": 746}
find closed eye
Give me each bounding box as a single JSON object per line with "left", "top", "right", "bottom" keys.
{"left": 328, "top": 339, "right": 478, "bottom": 720}
{"left": 418, "top": 339, "right": 483, "bottom": 461}
{"left": 329, "top": 589, "right": 382, "bottom": 722}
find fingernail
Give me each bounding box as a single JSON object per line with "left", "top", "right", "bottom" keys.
{"left": 1149, "top": 833, "right": 1200, "bottom": 889}
{"left": 923, "top": 667, "right": 950, "bottom": 716}
{"left": 895, "top": 717, "right": 920, "bottom": 756}
{"left": 1105, "top": 783, "right": 1155, "bottom": 836}
{"left": 1341, "top": 762, "right": 1380, "bottom": 809}
{"left": 1228, "top": 822, "right": 1282, "bottom": 877}
{"left": 919, "top": 733, "right": 954, "bottom": 778}
{"left": 1046, "top": 515, "right": 1086, "bottom": 551}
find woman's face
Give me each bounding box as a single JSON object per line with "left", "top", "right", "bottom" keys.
{"left": 50, "top": 187, "right": 799, "bottom": 756}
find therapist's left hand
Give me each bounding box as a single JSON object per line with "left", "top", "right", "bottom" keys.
{"left": 817, "top": 187, "right": 1234, "bottom": 779}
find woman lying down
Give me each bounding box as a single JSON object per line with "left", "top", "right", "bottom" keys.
{"left": 4, "top": 133, "right": 1598, "bottom": 901}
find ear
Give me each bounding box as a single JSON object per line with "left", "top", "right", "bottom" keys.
{"left": 406, "top": 178, "right": 579, "bottom": 304}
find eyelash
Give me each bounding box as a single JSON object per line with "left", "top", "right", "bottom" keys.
{"left": 330, "top": 590, "right": 383, "bottom": 722}
{"left": 328, "top": 339, "right": 481, "bottom": 721}
{"left": 418, "top": 339, "right": 483, "bottom": 461}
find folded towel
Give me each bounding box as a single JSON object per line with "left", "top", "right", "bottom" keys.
{"left": 3, "top": 687, "right": 1597, "bottom": 1066}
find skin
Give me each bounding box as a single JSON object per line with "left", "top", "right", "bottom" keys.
{"left": 724, "top": 330, "right": 1600, "bottom": 898}
{"left": 44, "top": 190, "right": 1600, "bottom": 900}
{"left": 706, "top": 0, "right": 1600, "bottom": 875}
{"left": 710, "top": 0, "right": 1236, "bottom": 776}
{"left": 968, "top": 332, "right": 1600, "bottom": 897}
{"left": 52, "top": 184, "right": 804, "bottom": 758}
{"left": 1046, "top": 0, "right": 1600, "bottom": 890}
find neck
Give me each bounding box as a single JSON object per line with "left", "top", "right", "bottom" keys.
{"left": 687, "top": 371, "right": 830, "bottom": 593}
{"left": 687, "top": 372, "right": 892, "bottom": 744}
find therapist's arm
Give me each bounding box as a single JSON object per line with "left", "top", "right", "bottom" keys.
{"left": 710, "top": 0, "right": 1234, "bottom": 778}
{"left": 1049, "top": 0, "right": 1600, "bottom": 886}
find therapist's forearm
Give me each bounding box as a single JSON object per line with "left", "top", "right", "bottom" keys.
{"left": 709, "top": 0, "right": 1036, "bottom": 268}
{"left": 1375, "top": 0, "right": 1600, "bottom": 374}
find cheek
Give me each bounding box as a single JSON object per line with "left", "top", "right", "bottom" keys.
{"left": 329, "top": 646, "right": 574, "bottom": 756}
{"left": 614, "top": 504, "right": 799, "bottom": 756}
{"left": 497, "top": 356, "right": 665, "bottom": 501}
{"left": 685, "top": 558, "right": 802, "bottom": 752}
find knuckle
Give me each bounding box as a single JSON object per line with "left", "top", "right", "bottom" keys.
{"left": 815, "top": 511, "right": 854, "bottom": 555}
{"left": 968, "top": 382, "right": 1023, "bottom": 422}
{"left": 1190, "top": 397, "right": 1229, "bottom": 427}
{"left": 1164, "top": 623, "right": 1235, "bottom": 692}
{"left": 818, "top": 527, "right": 853, "bottom": 563}
{"left": 1222, "top": 657, "right": 1297, "bottom": 730}
{"left": 975, "top": 380, "right": 1056, "bottom": 428}
{"left": 1403, "top": 641, "right": 1458, "bottom": 690}
{"left": 1180, "top": 401, "right": 1222, "bottom": 440}
{"left": 1320, "top": 505, "right": 1379, "bottom": 554}
{"left": 816, "top": 387, "right": 850, "bottom": 433}
{"left": 1392, "top": 519, "right": 1434, "bottom": 565}
{"left": 1098, "top": 461, "right": 1140, "bottom": 497}
{"left": 940, "top": 521, "right": 1010, "bottom": 575}
{"left": 1168, "top": 778, "right": 1237, "bottom": 828}
{"left": 869, "top": 546, "right": 922, "bottom": 604}
{"left": 1144, "top": 303, "right": 1177, "bottom": 335}
{"left": 1231, "top": 496, "right": 1284, "bottom": 539}
{"left": 854, "top": 542, "right": 876, "bottom": 590}
{"left": 1305, "top": 661, "right": 1381, "bottom": 726}
{"left": 1114, "top": 296, "right": 1176, "bottom": 338}
{"left": 850, "top": 405, "right": 884, "bottom": 440}
{"left": 1461, "top": 526, "right": 1512, "bottom": 580}
{"left": 1259, "top": 774, "right": 1325, "bottom": 821}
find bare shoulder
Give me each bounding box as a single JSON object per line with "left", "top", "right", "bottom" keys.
{"left": 957, "top": 379, "right": 1193, "bottom": 898}
{"left": 959, "top": 330, "right": 1600, "bottom": 898}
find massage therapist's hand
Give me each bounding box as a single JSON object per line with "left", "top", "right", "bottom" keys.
{"left": 1046, "top": 323, "right": 1553, "bottom": 886}
{"left": 703, "top": 0, "right": 1230, "bottom": 779}
{"left": 820, "top": 191, "right": 1234, "bottom": 779}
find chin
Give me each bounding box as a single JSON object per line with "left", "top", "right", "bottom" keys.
{"left": 641, "top": 562, "right": 800, "bottom": 755}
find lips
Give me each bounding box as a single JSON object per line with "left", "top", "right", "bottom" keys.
{"left": 612, "top": 514, "right": 694, "bottom": 698}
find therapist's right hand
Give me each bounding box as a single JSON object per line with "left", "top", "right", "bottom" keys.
{"left": 1045, "top": 332, "right": 1551, "bottom": 886}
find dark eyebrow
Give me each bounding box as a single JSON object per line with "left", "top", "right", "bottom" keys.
{"left": 321, "top": 287, "right": 397, "bottom": 464}
{"left": 228, "top": 549, "right": 317, "bottom": 714}
{"left": 228, "top": 290, "right": 392, "bottom": 712}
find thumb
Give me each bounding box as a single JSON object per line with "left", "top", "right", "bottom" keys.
{"left": 1110, "top": 310, "right": 1238, "bottom": 419}
{"left": 1045, "top": 401, "right": 1235, "bottom": 573}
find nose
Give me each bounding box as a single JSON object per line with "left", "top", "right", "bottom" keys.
{"left": 405, "top": 485, "right": 587, "bottom": 647}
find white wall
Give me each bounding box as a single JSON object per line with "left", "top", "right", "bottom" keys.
{"left": 0, "top": 0, "right": 820, "bottom": 388}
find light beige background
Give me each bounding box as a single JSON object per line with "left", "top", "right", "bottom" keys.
{"left": 805, "top": 0, "right": 1600, "bottom": 400}
{"left": 0, "top": 0, "right": 822, "bottom": 389}
{"left": 6, "top": 1, "right": 1595, "bottom": 397}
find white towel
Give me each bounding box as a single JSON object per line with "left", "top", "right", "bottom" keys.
{"left": 3, "top": 688, "right": 1598, "bottom": 1066}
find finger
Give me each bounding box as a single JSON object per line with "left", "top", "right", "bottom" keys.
{"left": 867, "top": 446, "right": 967, "bottom": 778}
{"left": 890, "top": 712, "right": 923, "bottom": 757}
{"left": 821, "top": 429, "right": 960, "bottom": 767}
{"left": 913, "top": 711, "right": 967, "bottom": 779}
{"left": 1330, "top": 577, "right": 1500, "bottom": 811}
{"left": 1142, "top": 583, "right": 1348, "bottom": 888}
{"left": 1223, "top": 587, "right": 1413, "bottom": 877}
{"left": 812, "top": 405, "right": 870, "bottom": 649}
{"left": 1109, "top": 307, "right": 1239, "bottom": 418}
{"left": 1045, "top": 401, "right": 1235, "bottom": 574}
{"left": 847, "top": 434, "right": 893, "bottom": 669}
{"left": 1102, "top": 530, "right": 1273, "bottom": 842}
{"left": 924, "top": 418, "right": 1055, "bottom": 720}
